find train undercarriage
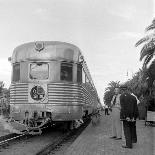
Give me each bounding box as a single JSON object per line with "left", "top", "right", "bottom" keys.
{"left": 9, "top": 108, "right": 90, "bottom": 135}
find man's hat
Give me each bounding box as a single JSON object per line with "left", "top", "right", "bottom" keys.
{"left": 120, "top": 85, "right": 128, "bottom": 90}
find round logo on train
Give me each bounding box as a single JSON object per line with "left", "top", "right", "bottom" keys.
{"left": 30, "top": 85, "right": 45, "bottom": 101}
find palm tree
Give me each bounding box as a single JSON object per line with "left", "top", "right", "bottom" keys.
{"left": 124, "top": 68, "right": 149, "bottom": 97}
{"left": 105, "top": 81, "right": 120, "bottom": 92}
{"left": 135, "top": 18, "right": 155, "bottom": 68}
{"left": 0, "top": 81, "right": 4, "bottom": 96}
{"left": 104, "top": 81, "right": 120, "bottom": 106}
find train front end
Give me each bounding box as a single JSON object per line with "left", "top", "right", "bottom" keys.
{"left": 9, "top": 41, "right": 84, "bottom": 134}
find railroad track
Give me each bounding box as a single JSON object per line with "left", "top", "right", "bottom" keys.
{"left": 0, "top": 118, "right": 91, "bottom": 155}
{"left": 36, "top": 118, "right": 91, "bottom": 155}
{"left": 0, "top": 133, "right": 30, "bottom": 148}
{"left": 0, "top": 125, "right": 50, "bottom": 148}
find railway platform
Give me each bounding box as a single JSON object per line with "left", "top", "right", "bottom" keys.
{"left": 54, "top": 112, "right": 155, "bottom": 155}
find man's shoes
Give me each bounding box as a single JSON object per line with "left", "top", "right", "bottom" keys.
{"left": 115, "top": 138, "right": 122, "bottom": 140}
{"left": 122, "top": 145, "right": 132, "bottom": 149}
{"left": 110, "top": 136, "right": 116, "bottom": 139}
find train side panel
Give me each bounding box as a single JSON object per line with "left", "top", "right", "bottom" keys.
{"left": 10, "top": 82, "right": 98, "bottom": 121}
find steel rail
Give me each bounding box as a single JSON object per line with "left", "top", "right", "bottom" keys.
{"left": 0, "top": 133, "right": 27, "bottom": 146}
{"left": 36, "top": 118, "right": 91, "bottom": 155}
{"left": 0, "top": 125, "right": 51, "bottom": 146}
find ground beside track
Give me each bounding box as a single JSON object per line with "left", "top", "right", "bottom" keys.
{"left": 0, "top": 121, "right": 11, "bottom": 137}
{"left": 0, "top": 129, "right": 64, "bottom": 155}
{"left": 51, "top": 111, "right": 155, "bottom": 155}
{"left": 0, "top": 112, "right": 154, "bottom": 155}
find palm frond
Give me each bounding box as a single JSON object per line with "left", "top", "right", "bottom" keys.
{"left": 135, "top": 36, "right": 149, "bottom": 47}
{"left": 146, "top": 41, "right": 155, "bottom": 50}
{"left": 140, "top": 41, "right": 155, "bottom": 60}
{"left": 148, "top": 59, "right": 155, "bottom": 70}
{"left": 145, "top": 18, "right": 155, "bottom": 31}
{"left": 145, "top": 24, "right": 155, "bottom": 31}
{"left": 143, "top": 54, "right": 154, "bottom": 68}
{"left": 140, "top": 48, "right": 154, "bottom": 61}
{"left": 140, "top": 44, "right": 148, "bottom": 56}
{"left": 108, "top": 81, "right": 120, "bottom": 87}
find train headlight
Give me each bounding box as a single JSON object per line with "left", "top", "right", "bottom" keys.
{"left": 10, "top": 105, "right": 20, "bottom": 113}
{"left": 25, "top": 111, "right": 29, "bottom": 118}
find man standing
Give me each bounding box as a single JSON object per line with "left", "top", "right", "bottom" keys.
{"left": 110, "top": 87, "right": 122, "bottom": 140}
{"left": 120, "top": 86, "right": 139, "bottom": 149}
{"left": 104, "top": 104, "right": 109, "bottom": 115}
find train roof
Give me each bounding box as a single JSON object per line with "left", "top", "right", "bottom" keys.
{"left": 11, "top": 41, "right": 82, "bottom": 63}
{"left": 10, "top": 41, "right": 100, "bottom": 101}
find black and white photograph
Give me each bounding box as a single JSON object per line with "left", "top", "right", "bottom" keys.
{"left": 0, "top": 0, "right": 154, "bottom": 154}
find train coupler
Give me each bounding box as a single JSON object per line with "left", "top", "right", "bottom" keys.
{"left": 28, "top": 127, "right": 42, "bottom": 135}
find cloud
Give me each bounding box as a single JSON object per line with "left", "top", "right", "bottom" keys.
{"left": 105, "top": 2, "right": 136, "bottom": 21}
{"left": 33, "top": 8, "right": 51, "bottom": 21}
{"left": 104, "top": 32, "right": 142, "bottom": 40}
{"left": 108, "top": 8, "right": 136, "bottom": 21}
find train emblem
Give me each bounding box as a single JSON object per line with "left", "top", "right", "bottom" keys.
{"left": 28, "top": 84, "right": 48, "bottom": 103}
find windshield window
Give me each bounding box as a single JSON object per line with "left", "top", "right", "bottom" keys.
{"left": 12, "top": 63, "right": 20, "bottom": 82}
{"left": 60, "top": 63, "right": 72, "bottom": 81}
{"left": 29, "top": 63, "right": 49, "bottom": 80}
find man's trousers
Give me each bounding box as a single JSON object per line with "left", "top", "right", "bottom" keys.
{"left": 123, "top": 121, "right": 137, "bottom": 148}
{"left": 105, "top": 108, "right": 109, "bottom": 115}
{"left": 111, "top": 107, "right": 122, "bottom": 138}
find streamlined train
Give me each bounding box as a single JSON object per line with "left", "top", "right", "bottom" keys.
{"left": 8, "top": 41, "right": 101, "bottom": 134}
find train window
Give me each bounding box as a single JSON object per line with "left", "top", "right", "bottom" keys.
{"left": 12, "top": 63, "right": 20, "bottom": 82}
{"left": 86, "top": 76, "right": 89, "bottom": 83}
{"left": 60, "top": 63, "right": 72, "bottom": 81}
{"left": 77, "top": 64, "right": 82, "bottom": 83}
{"left": 29, "top": 63, "right": 49, "bottom": 80}
{"left": 82, "top": 69, "right": 86, "bottom": 83}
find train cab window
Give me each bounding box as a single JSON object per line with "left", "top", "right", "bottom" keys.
{"left": 86, "top": 76, "right": 89, "bottom": 83}
{"left": 77, "top": 64, "right": 82, "bottom": 83}
{"left": 82, "top": 69, "right": 86, "bottom": 83}
{"left": 60, "top": 63, "right": 72, "bottom": 81}
{"left": 12, "top": 63, "right": 20, "bottom": 82}
{"left": 29, "top": 63, "right": 49, "bottom": 80}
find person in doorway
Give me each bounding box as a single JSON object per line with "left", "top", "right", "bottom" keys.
{"left": 110, "top": 87, "right": 122, "bottom": 140}
{"left": 104, "top": 104, "right": 109, "bottom": 115}
{"left": 120, "top": 85, "right": 139, "bottom": 149}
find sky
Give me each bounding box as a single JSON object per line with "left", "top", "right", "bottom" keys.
{"left": 0, "top": 0, "right": 154, "bottom": 105}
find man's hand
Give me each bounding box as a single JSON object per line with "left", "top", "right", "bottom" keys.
{"left": 126, "top": 117, "right": 131, "bottom": 121}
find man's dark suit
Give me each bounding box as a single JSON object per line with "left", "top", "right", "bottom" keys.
{"left": 120, "top": 93, "right": 139, "bottom": 148}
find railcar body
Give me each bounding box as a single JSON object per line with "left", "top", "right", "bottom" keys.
{"left": 9, "top": 41, "right": 101, "bottom": 133}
